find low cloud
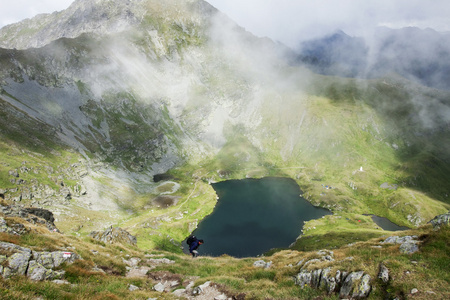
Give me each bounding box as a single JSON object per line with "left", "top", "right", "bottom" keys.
{"left": 207, "top": 0, "right": 450, "bottom": 47}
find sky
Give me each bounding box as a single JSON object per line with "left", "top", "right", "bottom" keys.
{"left": 1, "top": 0, "right": 450, "bottom": 47}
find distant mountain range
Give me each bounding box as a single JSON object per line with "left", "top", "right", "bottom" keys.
{"left": 295, "top": 27, "right": 450, "bottom": 90}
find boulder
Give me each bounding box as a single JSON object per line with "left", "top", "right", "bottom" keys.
{"left": 126, "top": 266, "right": 151, "bottom": 278}
{"left": 320, "top": 267, "right": 336, "bottom": 294}
{"left": 192, "top": 281, "right": 211, "bottom": 295}
{"left": 428, "top": 211, "right": 450, "bottom": 229}
{"left": 123, "top": 257, "right": 141, "bottom": 267}
{"left": 353, "top": 274, "right": 371, "bottom": 298}
{"left": 382, "top": 235, "right": 420, "bottom": 254}
{"left": 89, "top": 226, "right": 137, "bottom": 245}
{"left": 378, "top": 264, "right": 389, "bottom": 283}
{"left": 33, "top": 251, "right": 81, "bottom": 268}
{"left": 311, "top": 269, "right": 322, "bottom": 288}
{"left": 294, "top": 269, "right": 312, "bottom": 288}
{"left": 382, "top": 236, "right": 416, "bottom": 244}
{"left": 339, "top": 271, "right": 364, "bottom": 298}
{"left": 399, "top": 242, "right": 419, "bottom": 254}
{"left": 153, "top": 282, "right": 166, "bottom": 292}
{"left": 253, "top": 260, "right": 272, "bottom": 268}
{"left": 26, "top": 261, "right": 64, "bottom": 281}
{"left": 4, "top": 251, "right": 32, "bottom": 278}
{"left": 335, "top": 270, "right": 347, "bottom": 285}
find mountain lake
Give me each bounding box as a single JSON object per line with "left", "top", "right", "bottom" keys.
{"left": 186, "top": 177, "right": 331, "bottom": 257}
{"left": 367, "top": 214, "right": 410, "bottom": 231}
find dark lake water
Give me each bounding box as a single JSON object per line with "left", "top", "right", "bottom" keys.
{"left": 187, "top": 177, "right": 331, "bottom": 258}
{"left": 368, "top": 215, "right": 410, "bottom": 231}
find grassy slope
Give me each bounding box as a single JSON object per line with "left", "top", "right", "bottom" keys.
{"left": 2, "top": 59, "right": 449, "bottom": 254}
{"left": 0, "top": 215, "right": 448, "bottom": 299}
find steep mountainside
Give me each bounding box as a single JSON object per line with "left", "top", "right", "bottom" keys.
{"left": 0, "top": 0, "right": 449, "bottom": 260}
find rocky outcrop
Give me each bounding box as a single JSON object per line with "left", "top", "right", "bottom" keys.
{"left": 0, "top": 205, "right": 58, "bottom": 234}
{"left": 253, "top": 260, "right": 272, "bottom": 269}
{"left": 89, "top": 226, "right": 137, "bottom": 245}
{"left": 294, "top": 250, "right": 372, "bottom": 298}
{"left": 124, "top": 255, "right": 175, "bottom": 278}
{"left": 0, "top": 241, "right": 80, "bottom": 280}
{"left": 23, "top": 207, "right": 55, "bottom": 224}
{"left": 381, "top": 235, "right": 419, "bottom": 254}
{"left": 428, "top": 211, "right": 450, "bottom": 229}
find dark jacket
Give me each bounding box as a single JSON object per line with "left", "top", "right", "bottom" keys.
{"left": 189, "top": 238, "right": 201, "bottom": 253}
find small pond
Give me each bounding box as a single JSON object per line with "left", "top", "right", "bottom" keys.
{"left": 187, "top": 177, "right": 331, "bottom": 257}
{"left": 367, "top": 214, "right": 410, "bottom": 231}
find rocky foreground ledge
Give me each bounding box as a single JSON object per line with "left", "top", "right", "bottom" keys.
{"left": 0, "top": 202, "right": 448, "bottom": 299}
{"left": 0, "top": 241, "right": 81, "bottom": 281}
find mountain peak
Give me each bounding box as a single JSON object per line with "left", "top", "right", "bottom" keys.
{"left": 0, "top": 0, "right": 215, "bottom": 50}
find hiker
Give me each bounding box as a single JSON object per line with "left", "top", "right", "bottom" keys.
{"left": 187, "top": 235, "right": 204, "bottom": 257}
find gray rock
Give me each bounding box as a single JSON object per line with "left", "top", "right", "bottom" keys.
{"left": 411, "top": 288, "right": 419, "bottom": 294}
{"left": 33, "top": 251, "right": 81, "bottom": 268}
{"left": 153, "top": 282, "right": 165, "bottom": 292}
{"left": 126, "top": 266, "right": 151, "bottom": 278}
{"left": 399, "top": 242, "right": 419, "bottom": 254}
{"left": 294, "top": 269, "right": 312, "bottom": 288}
{"left": 32, "top": 251, "right": 53, "bottom": 269}
{"left": 296, "top": 259, "right": 305, "bottom": 266}
{"left": 192, "top": 281, "right": 211, "bottom": 295}
{"left": 89, "top": 226, "right": 137, "bottom": 245}
{"left": 4, "top": 251, "right": 32, "bottom": 277}
{"left": 383, "top": 235, "right": 420, "bottom": 254}
{"left": 428, "top": 211, "right": 450, "bottom": 229}
{"left": 317, "top": 250, "right": 334, "bottom": 261}
{"left": 320, "top": 268, "right": 336, "bottom": 294}
{"left": 340, "top": 271, "right": 364, "bottom": 298}
{"left": 253, "top": 260, "right": 272, "bottom": 268}
{"left": 52, "top": 280, "right": 70, "bottom": 285}
{"left": 311, "top": 268, "right": 322, "bottom": 288}
{"left": 9, "top": 170, "right": 19, "bottom": 177}
{"left": 378, "top": 264, "right": 389, "bottom": 283}
{"left": 335, "top": 270, "right": 345, "bottom": 285}
{"left": 27, "top": 261, "right": 53, "bottom": 281}
{"left": 128, "top": 284, "right": 139, "bottom": 291}
{"left": 382, "top": 235, "right": 417, "bottom": 244}
{"left": 123, "top": 257, "right": 141, "bottom": 267}
{"left": 352, "top": 274, "right": 371, "bottom": 298}
{"left": 0, "top": 241, "right": 32, "bottom": 254}
{"left": 214, "top": 295, "right": 228, "bottom": 300}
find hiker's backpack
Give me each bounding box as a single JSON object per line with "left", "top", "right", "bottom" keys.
{"left": 186, "top": 235, "right": 196, "bottom": 246}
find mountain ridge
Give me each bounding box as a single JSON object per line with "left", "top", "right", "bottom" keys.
{"left": 295, "top": 26, "right": 450, "bottom": 90}
{"left": 0, "top": 0, "right": 219, "bottom": 50}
